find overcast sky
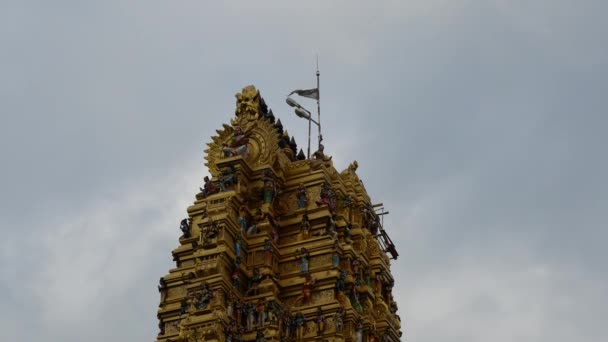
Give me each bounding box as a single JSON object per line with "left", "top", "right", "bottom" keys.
{"left": 1, "top": 1, "right": 607, "bottom": 341}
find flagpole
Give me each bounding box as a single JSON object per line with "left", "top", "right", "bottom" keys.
{"left": 316, "top": 56, "right": 321, "bottom": 150}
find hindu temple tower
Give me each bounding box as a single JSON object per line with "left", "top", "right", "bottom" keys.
{"left": 156, "top": 85, "right": 402, "bottom": 342}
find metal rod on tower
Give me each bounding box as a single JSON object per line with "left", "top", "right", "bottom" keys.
{"left": 316, "top": 56, "right": 321, "bottom": 149}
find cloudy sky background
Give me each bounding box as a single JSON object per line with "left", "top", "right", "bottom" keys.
{"left": 1, "top": 1, "right": 607, "bottom": 341}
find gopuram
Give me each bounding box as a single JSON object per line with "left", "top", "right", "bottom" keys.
{"left": 156, "top": 85, "right": 402, "bottom": 342}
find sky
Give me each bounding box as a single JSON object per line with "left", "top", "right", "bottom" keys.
{"left": 1, "top": 1, "right": 607, "bottom": 341}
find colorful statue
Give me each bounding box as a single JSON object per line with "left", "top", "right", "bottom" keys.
{"left": 315, "top": 181, "right": 335, "bottom": 210}
{"left": 326, "top": 214, "right": 338, "bottom": 240}
{"left": 300, "top": 213, "right": 311, "bottom": 240}
{"left": 334, "top": 307, "right": 345, "bottom": 333}
{"left": 295, "top": 312, "right": 306, "bottom": 340}
{"left": 336, "top": 271, "right": 347, "bottom": 293}
{"left": 219, "top": 165, "right": 238, "bottom": 191}
{"left": 198, "top": 176, "right": 218, "bottom": 198}
{"left": 355, "top": 320, "right": 364, "bottom": 342}
{"left": 315, "top": 307, "right": 325, "bottom": 336}
{"left": 256, "top": 331, "right": 265, "bottom": 342}
{"left": 294, "top": 273, "right": 316, "bottom": 306}
{"left": 344, "top": 223, "right": 353, "bottom": 243}
{"left": 179, "top": 218, "right": 190, "bottom": 239}
{"left": 295, "top": 247, "right": 310, "bottom": 274}
{"left": 262, "top": 170, "right": 276, "bottom": 204}
{"left": 263, "top": 239, "right": 273, "bottom": 265}
{"left": 246, "top": 302, "right": 256, "bottom": 331}
{"left": 296, "top": 183, "right": 308, "bottom": 209}
{"left": 238, "top": 206, "right": 249, "bottom": 232}
{"left": 332, "top": 240, "right": 340, "bottom": 268}
{"left": 222, "top": 126, "right": 249, "bottom": 158}
{"left": 235, "top": 236, "right": 242, "bottom": 257}
{"left": 157, "top": 277, "right": 167, "bottom": 306}
{"left": 256, "top": 299, "right": 267, "bottom": 328}
{"left": 248, "top": 268, "right": 263, "bottom": 296}
{"left": 352, "top": 257, "right": 361, "bottom": 278}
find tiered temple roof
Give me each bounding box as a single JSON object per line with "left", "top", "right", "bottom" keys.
{"left": 156, "top": 85, "right": 402, "bottom": 342}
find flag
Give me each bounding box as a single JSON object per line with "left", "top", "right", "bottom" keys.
{"left": 289, "top": 88, "right": 319, "bottom": 100}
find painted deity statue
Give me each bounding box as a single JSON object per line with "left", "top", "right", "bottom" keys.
{"left": 222, "top": 126, "right": 249, "bottom": 158}
{"left": 179, "top": 218, "right": 190, "bottom": 239}
{"left": 300, "top": 213, "right": 311, "bottom": 240}
{"left": 315, "top": 307, "right": 325, "bottom": 336}
{"left": 296, "top": 183, "right": 308, "bottom": 209}
{"left": 295, "top": 273, "right": 316, "bottom": 306}
{"left": 295, "top": 247, "right": 310, "bottom": 274}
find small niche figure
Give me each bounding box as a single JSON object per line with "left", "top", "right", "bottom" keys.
{"left": 295, "top": 312, "right": 306, "bottom": 340}
{"left": 263, "top": 239, "right": 273, "bottom": 266}
{"left": 315, "top": 307, "right": 325, "bottom": 336}
{"left": 326, "top": 214, "right": 338, "bottom": 240}
{"left": 352, "top": 257, "right": 362, "bottom": 279}
{"left": 295, "top": 273, "right": 317, "bottom": 306}
{"left": 344, "top": 223, "right": 353, "bottom": 243}
{"left": 231, "top": 265, "right": 240, "bottom": 289}
{"left": 334, "top": 307, "right": 345, "bottom": 334}
{"left": 218, "top": 165, "right": 237, "bottom": 192}
{"left": 256, "top": 299, "right": 268, "bottom": 328}
{"left": 355, "top": 320, "right": 364, "bottom": 342}
{"left": 300, "top": 213, "right": 311, "bottom": 240}
{"left": 332, "top": 240, "right": 340, "bottom": 268}
{"left": 238, "top": 206, "right": 249, "bottom": 233}
{"left": 269, "top": 218, "right": 280, "bottom": 244}
{"left": 235, "top": 235, "right": 243, "bottom": 257}
{"left": 262, "top": 170, "right": 276, "bottom": 204}
{"left": 179, "top": 218, "right": 191, "bottom": 239}
{"left": 315, "top": 181, "right": 335, "bottom": 211}
{"left": 256, "top": 331, "right": 265, "bottom": 342}
{"left": 198, "top": 176, "right": 218, "bottom": 198}
{"left": 296, "top": 183, "right": 308, "bottom": 209}
{"left": 364, "top": 267, "right": 372, "bottom": 286}
{"left": 158, "top": 277, "right": 167, "bottom": 306}
{"left": 295, "top": 247, "right": 310, "bottom": 274}
{"left": 222, "top": 126, "right": 249, "bottom": 158}
{"left": 336, "top": 271, "right": 347, "bottom": 293}
{"left": 246, "top": 302, "right": 256, "bottom": 331}
{"left": 370, "top": 216, "right": 380, "bottom": 236}
{"left": 248, "top": 268, "right": 263, "bottom": 296}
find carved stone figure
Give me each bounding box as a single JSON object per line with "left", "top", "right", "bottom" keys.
{"left": 179, "top": 218, "right": 191, "bottom": 239}
{"left": 256, "top": 330, "right": 265, "bottom": 342}
{"left": 219, "top": 165, "right": 238, "bottom": 191}
{"left": 296, "top": 183, "right": 308, "bottom": 209}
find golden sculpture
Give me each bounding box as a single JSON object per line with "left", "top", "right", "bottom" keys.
{"left": 156, "top": 85, "right": 402, "bottom": 342}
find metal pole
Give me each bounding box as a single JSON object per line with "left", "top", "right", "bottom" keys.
{"left": 316, "top": 57, "right": 321, "bottom": 149}
{"left": 307, "top": 115, "right": 311, "bottom": 159}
